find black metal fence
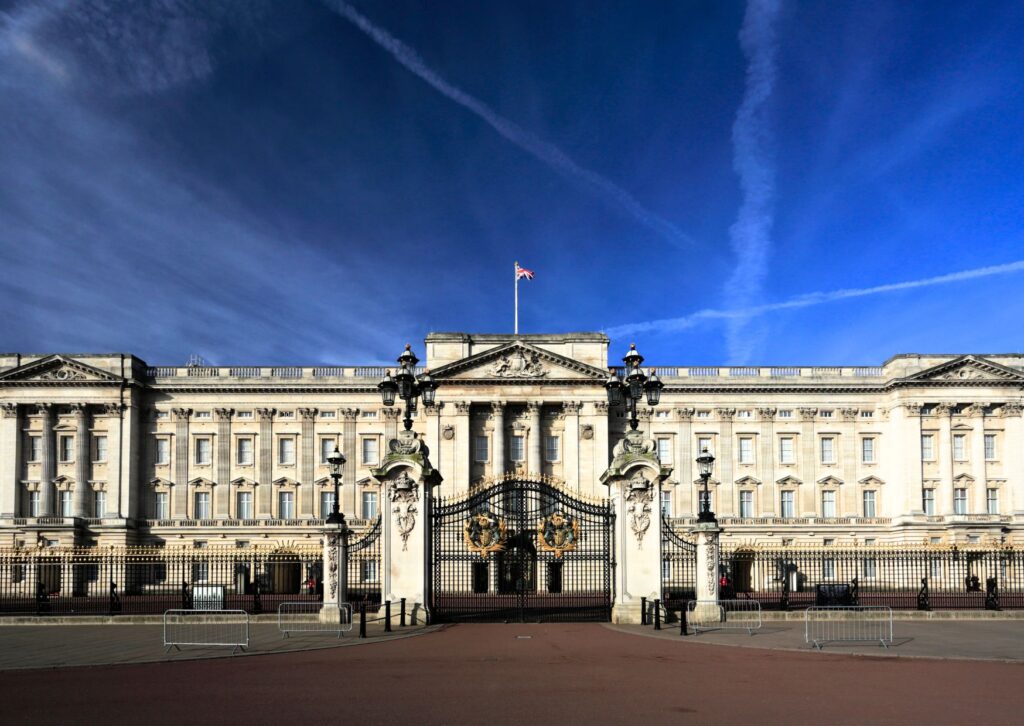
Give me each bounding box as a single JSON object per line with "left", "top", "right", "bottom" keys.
{"left": 661, "top": 516, "right": 697, "bottom": 611}
{"left": 719, "top": 546, "right": 1024, "bottom": 611}
{"left": 348, "top": 515, "right": 382, "bottom": 607}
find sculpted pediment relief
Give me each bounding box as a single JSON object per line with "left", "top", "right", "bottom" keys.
{"left": 776, "top": 475, "right": 802, "bottom": 487}
{"left": 0, "top": 355, "right": 123, "bottom": 385}
{"left": 859, "top": 476, "right": 885, "bottom": 487}
{"left": 431, "top": 341, "right": 608, "bottom": 382}
{"left": 909, "top": 356, "right": 1024, "bottom": 384}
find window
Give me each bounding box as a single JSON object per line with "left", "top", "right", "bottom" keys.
{"left": 28, "top": 436, "right": 41, "bottom": 462}
{"left": 739, "top": 490, "right": 753, "bottom": 518}
{"left": 59, "top": 435, "right": 74, "bottom": 462}
{"left": 237, "top": 437, "right": 254, "bottom": 466}
{"left": 155, "top": 438, "right": 170, "bottom": 465}
{"left": 984, "top": 434, "right": 996, "bottom": 460}
{"left": 779, "top": 437, "right": 795, "bottom": 464}
{"left": 822, "top": 557, "right": 836, "bottom": 579}
{"left": 193, "top": 411, "right": 211, "bottom": 420}
{"left": 821, "top": 490, "right": 836, "bottom": 518}
{"left": 236, "top": 410, "right": 253, "bottom": 419}
{"left": 544, "top": 435, "right": 560, "bottom": 462}
{"left": 921, "top": 434, "right": 935, "bottom": 460}
{"left": 155, "top": 492, "right": 169, "bottom": 519}
{"left": 922, "top": 489, "right": 935, "bottom": 516}
{"left": 953, "top": 488, "right": 967, "bottom": 515}
{"left": 820, "top": 410, "right": 833, "bottom": 419}
{"left": 987, "top": 488, "right": 999, "bottom": 515}
{"left": 28, "top": 491, "right": 40, "bottom": 517}
{"left": 656, "top": 438, "right": 672, "bottom": 464}
{"left": 195, "top": 437, "right": 212, "bottom": 465}
{"left": 278, "top": 411, "right": 294, "bottom": 419}
{"left": 778, "top": 410, "right": 793, "bottom": 419}
{"left": 361, "top": 560, "right": 379, "bottom": 583}
{"left": 60, "top": 490, "right": 72, "bottom": 517}
{"left": 156, "top": 411, "right": 169, "bottom": 420}
{"left": 278, "top": 437, "right": 295, "bottom": 465}
{"left": 361, "top": 437, "right": 378, "bottom": 465}
{"left": 861, "top": 437, "right": 875, "bottom": 463}
{"left": 320, "top": 411, "right": 336, "bottom": 419}
{"left": 696, "top": 410, "right": 711, "bottom": 419}
{"left": 361, "top": 410, "right": 377, "bottom": 419}
{"left": 738, "top": 437, "right": 754, "bottom": 464}
{"left": 320, "top": 491, "right": 335, "bottom": 519}
{"left": 952, "top": 434, "right": 966, "bottom": 461}
{"left": 320, "top": 437, "right": 337, "bottom": 464}
{"left": 820, "top": 437, "right": 835, "bottom": 464}
{"left": 697, "top": 437, "right": 712, "bottom": 456}
{"left": 860, "top": 410, "right": 873, "bottom": 419}
{"left": 278, "top": 491, "right": 295, "bottom": 519}
{"left": 237, "top": 491, "right": 253, "bottom": 520}
{"left": 862, "top": 490, "right": 876, "bottom": 518}
{"left": 780, "top": 491, "right": 795, "bottom": 518}
{"left": 93, "top": 490, "right": 106, "bottom": 517}
{"left": 194, "top": 491, "right": 211, "bottom": 519}
{"left": 660, "top": 490, "right": 672, "bottom": 517}
{"left": 362, "top": 490, "right": 379, "bottom": 520}
{"left": 510, "top": 435, "right": 525, "bottom": 462}
{"left": 93, "top": 435, "right": 108, "bottom": 462}
{"left": 737, "top": 410, "right": 752, "bottom": 419}
{"left": 474, "top": 435, "right": 489, "bottom": 463}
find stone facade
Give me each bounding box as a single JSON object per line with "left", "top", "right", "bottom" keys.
{"left": 1, "top": 334, "right": 1022, "bottom": 548}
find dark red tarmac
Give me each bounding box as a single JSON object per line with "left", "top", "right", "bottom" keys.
{"left": 3, "top": 623, "right": 1022, "bottom": 725}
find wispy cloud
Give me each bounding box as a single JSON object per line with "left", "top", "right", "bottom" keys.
{"left": 723, "top": 0, "right": 782, "bottom": 363}
{"left": 606, "top": 259, "right": 1024, "bottom": 338}
{"left": 324, "top": 1, "right": 692, "bottom": 249}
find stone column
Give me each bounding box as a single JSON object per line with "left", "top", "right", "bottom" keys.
{"left": 320, "top": 521, "right": 349, "bottom": 623}
{"left": 895, "top": 403, "right": 923, "bottom": 517}
{"left": 798, "top": 408, "right": 817, "bottom": 516}
{"left": 840, "top": 408, "right": 858, "bottom": 516}
{"left": 0, "top": 403, "right": 20, "bottom": 517}
{"left": 172, "top": 408, "right": 191, "bottom": 519}
{"left": 694, "top": 520, "right": 722, "bottom": 618}
{"left": 527, "top": 402, "right": 542, "bottom": 476}
{"left": 965, "top": 404, "right": 987, "bottom": 514}
{"left": 71, "top": 403, "right": 91, "bottom": 518}
{"left": 935, "top": 404, "right": 954, "bottom": 516}
{"left": 593, "top": 403, "right": 611, "bottom": 497}
{"left": 299, "top": 408, "right": 317, "bottom": 518}
{"left": 1001, "top": 403, "right": 1023, "bottom": 516}
{"left": 215, "top": 409, "right": 233, "bottom": 519}
{"left": 256, "top": 408, "right": 274, "bottom": 518}
{"left": 38, "top": 404, "right": 56, "bottom": 516}
{"left": 490, "top": 402, "right": 505, "bottom": 476}
{"left": 676, "top": 408, "right": 694, "bottom": 516}
{"left": 101, "top": 403, "right": 124, "bottom": 518}
{"left": 716, "top": 409, "right": 735, "bottom": 516}
{"left": 341, "top": 408, "right": 358, "bottom": 515}
{"left": 757, "top": 408, "right": 776, "bottom": 516}
{"left": 452, "top": 402, "right": 471, "bottom": 493}
{"left": 562, "top": 402, "right": 582, "bottom": 491}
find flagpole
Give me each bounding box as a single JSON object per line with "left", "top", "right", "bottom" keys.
{"left": 514, "top": 261, "right": 519, "bottom": 335}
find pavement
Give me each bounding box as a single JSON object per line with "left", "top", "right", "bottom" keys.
{"left": 1, "top": 620, "right": 1023, "bottom": 725}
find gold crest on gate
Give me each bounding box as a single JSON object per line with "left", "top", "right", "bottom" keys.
{"left": 464, "top": 512, "right": 508, "bottom": 557}
{"left": 537, "top": 512, "right": 579, "bottom": 558}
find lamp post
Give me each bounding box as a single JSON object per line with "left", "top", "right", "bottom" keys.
{"left": 378, "top": 345, "right": 437, "bottom": 430}
{"left": 696, "top": 447, "right": 716, "bottom": 523}
{"left": 604, "top": 343, "right": 663, "bottom": 430}
{"left": 325, "top": 445, "right": 347, "bottom": 526}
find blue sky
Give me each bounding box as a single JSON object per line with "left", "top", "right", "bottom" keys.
{"left": 1, "top": 1, "right": 1022, "bottom": 366}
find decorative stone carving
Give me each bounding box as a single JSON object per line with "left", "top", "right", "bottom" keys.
{"left": 877, "top": 408, "right": 890, "bottom": 421}
{"left": 961, "top": 404, "right": 986, "bottom": 418}
{"left": 101, "top": 403, "right": 125, "bottom": 416}
{"left": 0, "top": 403, "right": 17, "bottom": 418}
{"left": 797, "top": 407, "right": 818, "bottom": 421}
{"left": 423, "top": 402, "right": 444, "bottom": 416}
{"left": 624, "top": 472, "right": 654, "bottom": 547}
{"left": 68, "top": 403, "right": 88, "bottom": 415}
{"left": 1001, "top": 402, "right": 1023, "bottom": 417}
{"left": 215, "top": 408, "right": 235, "bottom": 421}
{"left": 704, "top": 533, "right": 719, "bottom": 596}
{"left": 580, "top": 424, "right": 594, "bottom": 440}
{"left": 636, "top": 408, "right": 653, "bottom": 422}
{"left": 35, "top": 403, "right": 54, "bottom": 417}
{"left": 715, "top": 408, "right": 736, "bottom": 421}
{"left": 839, "top": 408, "right": 858, "bottom": 422}
{"left": 594, "top": 402, "right": 610, "bottom": 414}
{"left": 938, "top": 366, "right": 989, "bottom": 380}
{"left": 339, "top": 408, "right": 359, "bottom": 422}
{"left": 903, "top": 403, "right": 922, "bottom": 417}
{"left": 38, "top": 365, "right": 86, "bottom": 382}
{"left": 454, "top": 401, "right": 471, "bottom": 415}
{"left": 489, "top": 348, "right": 546, "bottom": 378}
{"left": 442, "top": 425, "right": 455, "bottom": 440}
{"left": 389, "top": 472, "right": 419, "bottom": 551}
{"left": 172, "top": 408, "right": 193, "bottom": 421}
{"left": 933, "top": 403, "right": 953, "bottom": 417}
{"left": 389, "top": 428, "right": 423, "bottom": 456}
{"left": 490, "top": 401, "right": 505, "bottom": 414}
{"left": 255, "top": 408, "right": 275, "bottom": 421}
{"left": 675, "top": 407, "right": 695, "bottom": 421}
{"left": 297, "top": 407, "right": 317, "bottom": 421}
{"left": 611, "top": 429, "right": 656, "bottom": 459}
{"left": 562, "top": 401, "right": 583, "bottom": 415}
{"left": 326, "top": 531, "right": 340, "bottom": 600}
{"left": 756, "top": 407, "right": 776, "bottom": 419}
{"left": 381, "top": 408, "right": 402, "bottom": 421}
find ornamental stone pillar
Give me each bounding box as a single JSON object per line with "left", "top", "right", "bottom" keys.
{"left": 527, "top": 402, "right": 542, "bottom": 476}
{"left": 600, "top": 429, "right": 672, "bottom": 623}
{"left": 0, "top": 403, "right": 20, "bottom": 517}
{"left": 71, "top": 403, "right": 91, "bottom": 518}
{"left": 491, "top": 402, "right": 505, "bottom": 476}
{"left": 256, "top": 408, "right": 275, "bottom": 518}
{"left": 39, "top": 403, "right": 57, "bottom": 516}
{"left": 694, "top": 519, "right": 722, "bottom": 620}
{"left": 215, "top": 408, "right": 234, "bottom": 519}
{"left": 371, "top": 428, "right": 442, "bottom": 623}
{"left": 320, "top": 520, "right": 350, "bottom": 624}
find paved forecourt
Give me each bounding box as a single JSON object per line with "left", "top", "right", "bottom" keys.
{"left": 2, "top": 623, "right": 1024, "bottom": 725}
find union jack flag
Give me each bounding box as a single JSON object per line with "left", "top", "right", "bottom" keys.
{"left": 515, "top": 262, "right": 535, "bottom": 280}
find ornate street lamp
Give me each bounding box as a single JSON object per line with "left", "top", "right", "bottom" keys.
{"left": 696, "top": 447, "right": 716, "bottom": 523}
{"left": 604, "top": 343, "right": 663, "bottom": 430}
{"left": 326, "top": 445, "right": 347, "bottom": 526}
{"left": 378, "top": 344, "right": 438, "bottom": 431}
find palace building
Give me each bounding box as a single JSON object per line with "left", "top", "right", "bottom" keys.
{"left": 1, "top": 332, "right": 1022, "bottom": 550}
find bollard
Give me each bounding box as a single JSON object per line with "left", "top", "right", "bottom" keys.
{"left": 641, "top": 597, "right": 648, "bottom": 626}
{"left": 359, "top": 601, "right": 367, "bottom": 638}
{"left": 680, "top": 604, "right": 688, "bottom": 636}
{"left": 385, "top": 600, "right": 392, "bottom": 632}
{"left": 400, "top": 597, "right": 407, "bottom": 627}
{"left": 654, "top": 599, "right": 661, "bottom": 630}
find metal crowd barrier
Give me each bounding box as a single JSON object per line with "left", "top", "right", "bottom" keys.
{"left": 686, "top": 599, "right": 762, "bottom": 635}
{"left": 278, "top": 601, "right": 353, "bottom": 638}
{"left": 804, "top": 605, "right": 893, "bottom": 650}
{"left": 162, "top": 609, "right": 249, "bottom": 654}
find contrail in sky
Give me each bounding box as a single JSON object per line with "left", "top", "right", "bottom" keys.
{"left": 606, "top": 259, "right": 1024, "bottom": 338}
{"left": 724, "top": 0, "right": 782, "bottom": 362}
{"left": 325, "top": 1, "right": 692, "bottom": 249}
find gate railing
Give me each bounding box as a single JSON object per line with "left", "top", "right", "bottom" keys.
{"left": 661, "top": 515, "right": 697, "bottom": 611}
{"left": 348, "top": 515, "right": 382, "bottom": 606}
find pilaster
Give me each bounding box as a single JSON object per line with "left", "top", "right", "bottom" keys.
{"left": 716, "top": 409, "right": 735, "bottom": 516}
{"left": 1002, "top": 403, "right": 1023, "bottom": 516}
{"left": 527, "top": 402, "right": 542, "bottom": 476}
{"left": 100, "top": 403, "right": 125, "bottom": 518}
{"left": 215, "top": 408, "right": 233, "bottom": 519}
{"left": 798, "top": 408, "right": 817, "bottom": 516}
{"left": 71, "top": 403, "right": 91, "bottom": 518}
{"left": 299, "top": 408, "right": 317, "bottom": 517}
{"left": 756, "top": 408, "right": 776, "bottom": 516}
{"left": 490, "top": 402, "right": 505, "bottom": 477}
{"left": 0, "top": 403, "right": 20, "bottom": 517}
{"left": 935, "top": 404, "right": 954, "bottom": 516}
{"left": 675, "top": 408, "right": 694, "bottom": 515}
{"left": 39, "top": 404, "right": 56, "bottom": 516}
{"left": 256, "top": 408, "right": 274, "bottom": 518}
{"left": 453, "top": 402, "right": 470, "bottom": 496}
{"left": 965, "top": 404, "right": 987, "bottom": 514}
{"left": 340, "top": 408, "right": 358, "bottom": 515}
{"left": 840, "top": 408, "right": 858, "bottom": 516}
{"left": 562, "top": 402, "right": 582, "bottom": 492}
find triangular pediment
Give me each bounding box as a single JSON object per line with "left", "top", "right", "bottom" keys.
{"left": 431, "top": 341, "right": 608, "bottom": 382}
{"left": 776, "top": 475, "right": 802, "bottom": 487}
{"left": 817, "top": 475, "right": 843, "bottom": 488}
{"left": 735, "top": 475, "right": 761, "bottom": 487}
{"left": 0, "top": 355, "right": 123, "bottom": 385}
{"left": 231, "top": 477, "right": 256, "bottom": 488}
{"left": 189, "top": 477, "right": 215, "bottom": 488}
{"left": 859, "top": 475, "right": 885, "bottom": 487}
{"left": 908, "top": 356, "right": 1024, "bottom": 384}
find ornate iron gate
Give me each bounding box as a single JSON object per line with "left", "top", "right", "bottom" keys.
{"left": 431, "top": 478, "right": 614, "bottom": 622}
{"left": 661, "top": 515, "right": 697, "bottom": 611}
